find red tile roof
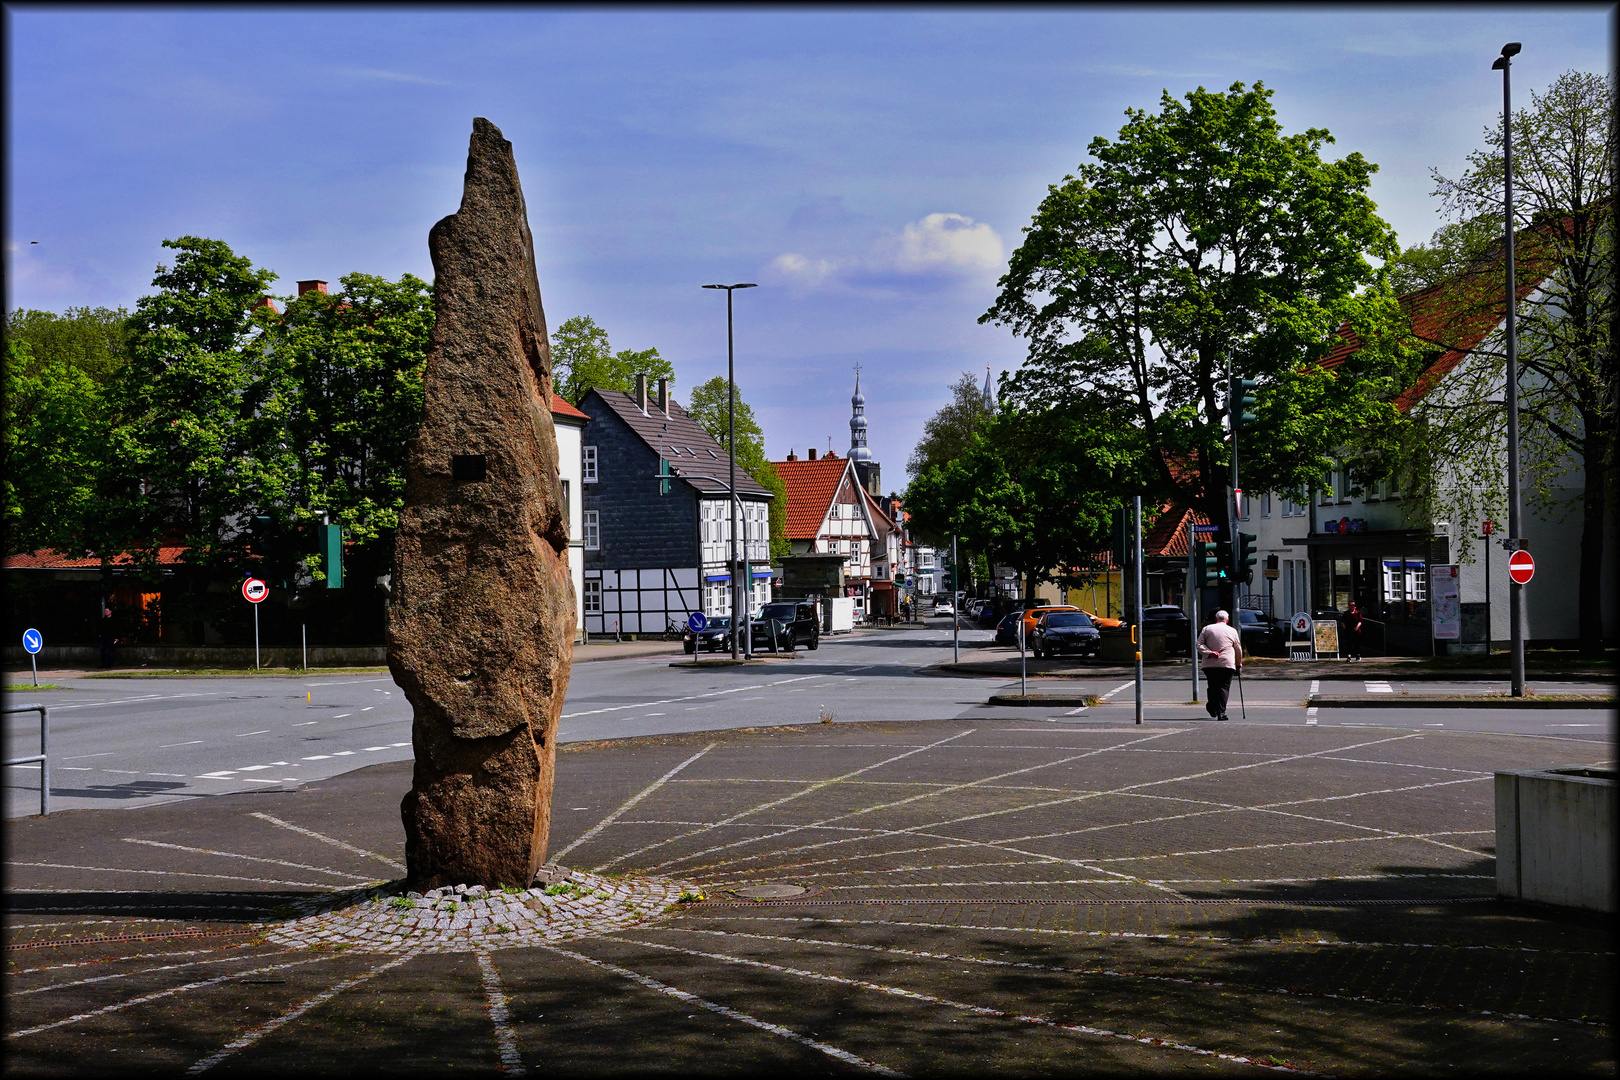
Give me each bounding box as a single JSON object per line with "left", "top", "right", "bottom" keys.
{"left": 1143, "top": 505, "right": 1214, "bottom": 559}
{"left": 1319, "top": 226, "right": 1557, "bottom": 411}
{"left": 5, "top": 547, "right": 189, "bottom": 569}
{"left": 551, "top": 394, "right": 589, "bottom": 421}
{"left": 772, "top": 456, "right": 855, "bottom": 539}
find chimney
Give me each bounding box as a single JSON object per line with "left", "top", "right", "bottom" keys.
{"left": 786, "top": 449, "right": 797, "bottom": 462}
{"left": 297, "top": 280, "right": 328, "bottom": 297}
{"left": 656, "top": 377, "right": 670, "bottom": 415}
{"left": 808, "top": 447, "right": 817, "bottom": 461}
{"left": 254, "top": 295, "right": 279, "bottom": 314}
{"left": 634, "top": 372, "right": 648, "bottom": 414}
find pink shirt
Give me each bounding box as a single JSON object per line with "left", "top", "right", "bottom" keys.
{"left": 1198, "top": 622, "right": 1243, "bottom": 670}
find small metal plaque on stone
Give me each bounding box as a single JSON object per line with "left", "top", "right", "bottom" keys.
{"left": 730, "top": 883, "right": 808, "bottom": 899}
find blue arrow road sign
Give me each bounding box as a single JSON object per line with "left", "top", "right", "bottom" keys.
{"left": 687, "top": 611, "right": 707, "bottom": 633}
{"left": 22, "top": 629, "right": 43, "bottom": 654}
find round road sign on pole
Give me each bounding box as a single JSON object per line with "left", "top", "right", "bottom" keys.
{"left": 687, "top": 611, "right": 707, "bottom": 633}
{"left": 22, "top": 628, "right": 43, "bottom": 654}
{"left": 1508, "top": 550, "right": 1535, "bottom": 585}
{"left": 243, "top": 578, "right": 269, "bottom": 603}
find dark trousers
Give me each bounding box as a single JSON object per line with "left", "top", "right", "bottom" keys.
{"left": 1204, "top": 667, "right": 1234, "bottom": 717}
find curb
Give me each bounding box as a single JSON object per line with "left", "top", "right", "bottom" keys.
{"left": 987, "top": 694, "right": 1103, "bottom": 707}
{"left": 1309, "top": 695, "right": 1617, "bottom": 709}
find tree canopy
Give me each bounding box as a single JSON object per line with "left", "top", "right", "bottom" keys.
{"left": 906, "top": 371, "right": 994, "bottom": 482}
{"left": 982, "top": 81, "right": 1410, "bottom": 570}
{"left": 550, "top": 315, "right": 675, "bottom": 404}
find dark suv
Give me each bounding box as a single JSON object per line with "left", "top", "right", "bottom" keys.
{"left": 751, "top": 601, "right": 821, "bottom": 651}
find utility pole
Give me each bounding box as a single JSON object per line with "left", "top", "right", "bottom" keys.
{"left": 1187, "top": 520, "right": 1199, "bottom": 704}
{"left": 1492, "top": 43, "right": 1526, "bottom": 697}
{"left": 952, "top": 534, "right": 960, "bottom": 665}
{"left": 1134, "top": 495, "right": 1143, "bottom": 726}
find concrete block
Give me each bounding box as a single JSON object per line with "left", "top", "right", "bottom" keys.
{"left": 1496, "top": 766, "right": 1616, "bottom": 913}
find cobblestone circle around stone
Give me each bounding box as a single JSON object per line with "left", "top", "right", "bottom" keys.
{"left": 265, "top": 870, "right": 696, "bottom": 954}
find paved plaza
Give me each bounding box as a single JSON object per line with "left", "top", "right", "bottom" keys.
{"left": 5, "top": 717, "right": 1614, "bottom": 1076}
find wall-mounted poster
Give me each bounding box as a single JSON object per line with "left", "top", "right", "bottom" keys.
{"left": 1312, "top": 619, "right": 1339, "bottom": 658}
{"left": 1431, "top": 563, "right": 1461, "bottom": 640}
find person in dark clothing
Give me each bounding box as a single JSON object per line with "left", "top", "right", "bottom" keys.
{"left": 1344, "top": 602, "right": 1364, "bottom": 661}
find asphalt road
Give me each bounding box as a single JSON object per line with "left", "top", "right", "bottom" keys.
{"left": 6, "top": 620, "right": 1614, "bottom": 818}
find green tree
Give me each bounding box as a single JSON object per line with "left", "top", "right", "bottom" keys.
{"left": 1426, "top": 69, "right": 1614, "bottom": 653}
{"left": 684, "top": 375, "right": 789, "bottom": 559}
{"left": 2, "top": 339, "right": 108, "bottom": 554}
{"left": 906, "top": 404, "right": 1146, "bottom": 600}
{"left": 252, "top": 272, "right": 434, "bottom": 584}
{"left": 105, "top": 236, "right": 278, "bottom": 566}
{"left": 983, "top": 82, "right": 1409, "bottom": 606}
{"left": 550, "top": 315, "right": 675, "bottom": 404}
{"left": 906, "top": 371, "right": 994, "bottom": 482}
{"left": 3, "top": 305, "right": 131, "bottom": 384}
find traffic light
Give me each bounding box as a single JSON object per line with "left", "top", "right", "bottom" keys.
{"left": 1215, "top": 539, "right": 1233, "bottom": 581}
{"left": 1237, "top": 531, "right": 1258, "bottom": 584}
{"left": 1110, "top": 507, "right": 1129, "bottom": 568}
{"left": 249, "top": 515, "right": 277, "bottom": 561}
{"left": 319, "top": 522, "right": 344, "bottom": 589}
{"left": 1194, "top": 540, "right": 1220, "bottom": 587}
{"left": 1229, "top": 377, "right": 1258, "bottom": 434}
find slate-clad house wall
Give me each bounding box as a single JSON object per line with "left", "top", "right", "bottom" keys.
{"left": 577, "top": 382, "right": 772, "bottom": 636}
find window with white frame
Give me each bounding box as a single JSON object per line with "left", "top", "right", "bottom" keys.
{"left": 582, "top": 446, "right": 598, "bottom": 483}
{"left": 583, "top": 579, "right": 602, "bottom": 613}
{"left": 1260, "top": 491, "right": 1271, "bottom": 517}
{"left": 583, "top": 510, "right": 600, "bottom": 550}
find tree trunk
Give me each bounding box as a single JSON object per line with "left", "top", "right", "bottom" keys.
{"left": 1577, "top": 417, "right": 1609, "bottom": 658}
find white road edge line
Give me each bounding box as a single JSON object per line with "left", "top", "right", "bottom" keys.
{"left": 248, "top": 812, "right": 407, "bottom": 872}
{"left": 477, "top": 952, "right": 526, "bottom": 1076}
{"left": 186, "top": 952, "right": 417, "bottom": 1074}
{"left": 540, "top": 944, "right": 903, "bottom": 1077}
{"left": 121, "top": 838, "right": 375, "bottom": 881}
{"left": 551, "top": 744, "right": 717, "bottom": 863}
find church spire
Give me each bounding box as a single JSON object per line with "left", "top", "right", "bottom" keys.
{"left": 849, "top": 363, "right": 871, "bottom": 462}
{"left": 982, "top": 365, "right": 994, "bottom": 410}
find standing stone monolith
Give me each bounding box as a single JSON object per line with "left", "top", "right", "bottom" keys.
{"left": 390, "top": 117, "right": 574, "bottom": 891}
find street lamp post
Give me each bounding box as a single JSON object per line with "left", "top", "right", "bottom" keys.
{"left": 703, "top": 283, "right": 758, "bottom": 659}
{"left": 1491, "top": 42, "right": 1525, "bottom": 697}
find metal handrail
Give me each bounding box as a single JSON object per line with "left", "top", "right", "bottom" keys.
{"left": 4, "top": 702, "right": 50, "bottom": 816}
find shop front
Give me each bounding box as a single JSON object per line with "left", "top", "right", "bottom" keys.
{"left": 1304, "top": 528, "right": 1448, "bottom": 655}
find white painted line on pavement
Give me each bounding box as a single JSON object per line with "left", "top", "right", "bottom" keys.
{"left": 302, "top": 755, "right": 330, "bottom": 761}
{"left": 1101, "top": 682, "right": 1133, "bottom": 700}
{"left": 236, "top": 730, "right": 270, "bottom": 737}
{"left": 551, "top": 743, "right": 717, "bottom": 863}
{"left": 250, "top": 811, "right": 406, "bottom": 871}
{"left": 62, "top": 752, "right": 114, "bottom": 760}
{"left": 159, "top": 741, "right": 204, "bottom": 748}
{"left": 1310, "top": 680, "right": 1320, "bottom": 696}
{"left": 476, "top": 952, "right": 526, "bottom": 1076}
{"left": 333, "top": 713, "right": 352, "bottom": 718}
{"left": 1306, "top": 707, "right": 1318, "bottom": 726}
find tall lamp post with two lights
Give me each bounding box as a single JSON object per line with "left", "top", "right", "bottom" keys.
{"left": 702, "top": 282, "right": 758, "bottom": 659}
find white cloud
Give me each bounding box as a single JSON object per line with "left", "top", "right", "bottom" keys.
{"left": 335, "top": 67, "right": 452, "bottom": 87}
{"left": 767, "top": 211, "right": 1004, "bottom": 293}
{"left": 893, "top": 212, "right": 1003, "bottom": 274}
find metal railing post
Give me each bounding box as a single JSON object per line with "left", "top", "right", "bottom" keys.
{"left": 4, "top": 702, "right": 50, "bottom": 816}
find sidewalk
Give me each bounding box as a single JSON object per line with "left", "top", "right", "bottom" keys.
{"left": 932, "top": 650, "right": 1616, "bottom": 681}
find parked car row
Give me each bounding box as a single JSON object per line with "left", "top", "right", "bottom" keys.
{"left": 681, "top": 602, "right": 822, "bottom": 654}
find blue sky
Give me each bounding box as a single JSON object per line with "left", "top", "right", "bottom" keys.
{"left": 6, "top": 6, "right": 1610, "bottom": 481}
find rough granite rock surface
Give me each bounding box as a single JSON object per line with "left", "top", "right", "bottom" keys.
{"left": 389, "top": 117, "right": 574, "bottom": 891}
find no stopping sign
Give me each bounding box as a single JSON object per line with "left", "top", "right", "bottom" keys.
{"left": 242, "top": 577, "right": 269, "bottom": 603}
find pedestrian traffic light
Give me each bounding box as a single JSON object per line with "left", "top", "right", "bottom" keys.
{"left": 1111, "top": 507, "right": 1129, "bottom": 568}
{"left": 1194, "top": 540, "right": 1219, "bottom": 587}
{"left": 1237, "top": 531, "right": 1258, "bottom": 584}
{"left": 319, "top": 522, "right": 344, "bottom": 589}
{"left": 1229, "top": 377, "right": 1259, "bottom": 434}
{"left": 1215, "top": 539, "right": 1233, "bottom": 580}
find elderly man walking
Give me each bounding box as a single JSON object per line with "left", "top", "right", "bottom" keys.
{"left": 1198, "top": 610, "right": 1244, "bottom": 722}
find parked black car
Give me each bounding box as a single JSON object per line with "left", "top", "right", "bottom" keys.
{"left": 683, "top": 615, "right": 735, "bottom": 654}
{"left": 1237, "top": 608, "right": 1285, "bottom": 655}
{"left": 1141, "top": 605, "right": 1192, "bottom": 656}
{"left": 994, "top": 610, "right": 1023, "bottom": 646}
{"left": 1031, "top": 611, "right": 1101, "bottom": 658}
{"left": 750, "top": 601, "right": 821, "bottom": 651}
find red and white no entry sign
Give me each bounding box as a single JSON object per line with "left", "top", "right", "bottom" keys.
{"left": 242, "top": 577, "right": 269, "bottom": 603}
{"left": 1508, "top": 550, "right": 1535, "bottom": 585}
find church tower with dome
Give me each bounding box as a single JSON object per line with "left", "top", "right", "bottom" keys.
{"left": 849, "top": 366, "right": 880, "bottom": 495}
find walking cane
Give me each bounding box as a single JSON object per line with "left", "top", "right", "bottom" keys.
{"left": 1236, "top": 666, "right": 1247, "bottom": 719}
